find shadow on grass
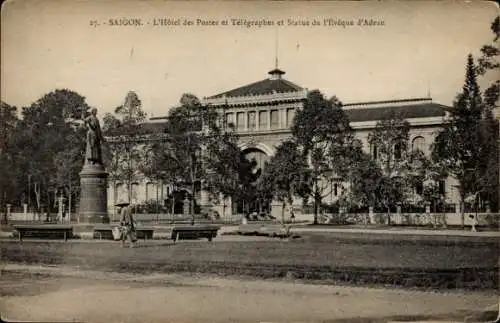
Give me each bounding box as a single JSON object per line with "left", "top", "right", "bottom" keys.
{"left": 323, "top": 309, "right": 499, "bottom": 322}
{"left": 127, "top": 242, "right": 176, "bottom": 248}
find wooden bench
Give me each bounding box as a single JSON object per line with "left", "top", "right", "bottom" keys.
{"left": 13, "top": 224, "right": 73, "bottom": 242}
{"left": 93, "top": 226, "right": 154, "bottom": 241}
{"left": 171, "top": 225, "right": 220, "bottom": 243}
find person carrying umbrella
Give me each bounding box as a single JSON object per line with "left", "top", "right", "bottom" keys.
{"left": 116, "top": 200, "right": 136, "bottom": 248}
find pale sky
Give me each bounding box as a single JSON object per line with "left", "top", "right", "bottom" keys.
{"left": 1, "top": 0, "right": 498, "bottom": 118}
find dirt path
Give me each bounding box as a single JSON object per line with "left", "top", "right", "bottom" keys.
{"left": 1, "top": 264, "right": 497, "bottom": 323}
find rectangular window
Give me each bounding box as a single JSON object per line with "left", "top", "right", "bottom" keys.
{"left": 237, "top": 112, "right": 245, "bottom": 131}
{"left": 270, "top": 109, "right": 279, "bottom": 129}
{"left": 371, "top": 144, "right": 378, "bottom": 160}
{"left": 248, "top": 111, "right": 256, "bottom": 130}
{"left": 415, "top": 181, "right": 423, "bottom": 195}
{"left": 439, "top": 180, "right": 445, "bottom": 195}
{"left": 394, "top": 143, "right": 402, "bottom": 160}
{"left": 226, "top": 113, "right": 234, "bottom": 128}
{"left": 259, "top": 111, "right": 268, "bottom": 129}
{"left": 286, "top": 108, "right": 295, "bottom": 127}
{"left": 334, "top": 183, "right": 338, "bottom": 196}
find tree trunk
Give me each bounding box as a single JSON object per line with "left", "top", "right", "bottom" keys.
{"left": 34, "top": 183, "right": 40, "bottom": 217}
{"left": 171, "top": 194, "right": 175, "bottom": 215}
{"left": 46, "top": 188, "right": 51, "bottom": 222}
{"left": 460, "top": 198, "right": 465, "bottom": 229}
{"left": 313, "top": 179, "right": 319, "bottom": 225}
{"left": 156, "top": 179, "right": 159, "bottom": 223}
{"left": 112, "top": 179, "right": 116, "bottom": 222}
{"left": 191, "top": 181, "right": 195, "bottom": 225}
{"left": 281, "top": 201, "right": 286, "bottom": 224}
{"left": 68, "top": 185, "right": 72, "bottom": 222}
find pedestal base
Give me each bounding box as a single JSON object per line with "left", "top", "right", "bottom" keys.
{"left": 79, "top": 163, "right": 109, "bottom": 224}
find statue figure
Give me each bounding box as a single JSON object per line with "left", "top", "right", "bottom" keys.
{"left": 84, "top": 108, "right": 103, "bottom": 165}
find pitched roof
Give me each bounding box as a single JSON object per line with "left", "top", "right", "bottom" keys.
{"left": 104, "top": 122, "right": 166, "bottom": 136}
{"left": 208, "top": 78, "right": 303, "bottom": 99}
{"left": 344, "top": 103, "right": 447, "bottom": 123}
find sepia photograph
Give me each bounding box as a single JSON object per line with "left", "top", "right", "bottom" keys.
{"left": 1, "top": 0, "right": 499, "bottom": 322}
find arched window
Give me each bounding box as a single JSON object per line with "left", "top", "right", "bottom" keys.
{"left": 243, "top": 148, "right": 269, "bottom": 172}
{"left": 412, "top": 136, "right": 425, "bottom": 152}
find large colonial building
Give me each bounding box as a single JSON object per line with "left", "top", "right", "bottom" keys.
{"left": 106, "top": 67, "right": 494, "bottom": 219}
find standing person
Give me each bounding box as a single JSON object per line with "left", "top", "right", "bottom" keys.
{"left": 116, "top": 200, "right": 136, "bottom": 248}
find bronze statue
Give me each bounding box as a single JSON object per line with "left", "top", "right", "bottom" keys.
{"left": 84, "top": 108, "right": 103, "bottom": 165}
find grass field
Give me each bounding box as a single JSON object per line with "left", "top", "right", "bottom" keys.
{"left": 1, "top": 233, "right": 498, "bottom": 291}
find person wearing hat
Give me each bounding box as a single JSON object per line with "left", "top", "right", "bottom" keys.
{"left": 116, "top": 200, "right": 136, "bottom": 248}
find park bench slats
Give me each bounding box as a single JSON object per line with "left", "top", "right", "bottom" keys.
{"left": 13, "top": 224, "right": 73, "bottom": 242}
{"left": 170, "top": 225, "right": 220, "bottom": 243}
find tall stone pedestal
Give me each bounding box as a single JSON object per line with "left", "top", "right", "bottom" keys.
{"left": 79, "top": 163, "right": 109, "bottom": 224}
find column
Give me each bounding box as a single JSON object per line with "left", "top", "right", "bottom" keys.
{"left": 183, "top": 197, "right": 190, "bottom": 216}
{"left": 270, "top": 198, "right": 282, "bottom": 221}
{"left": 267, "top": 110, "right": 271, "bottom": 130}
{"left": 199, "top": 181, "right": 211, "bottom": 215}
{"left": 424, "top": 201, "right": 431, "bottom": 226}
{"left": 23, "top": 204, "right": 28, "bottom": 221}
{"left": 58, "top": 195, "right": 64, "bottom": 223}
{"left": 256, "top": 110, "right": 260, "bottom": 131}
{"left": 245, "top": 112, "right": 249, "bottom": 131}
{"left": 3, "top": 204, "right": 11, "bottom": 224}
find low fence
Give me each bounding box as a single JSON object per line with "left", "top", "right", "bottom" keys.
{"left": 317, "top": 212, "right": 500, "bottom": 227}
{"left": 5, "top": 212, "right": 243, "bottom": 225}
{"left": 5, "top": 211, "right": 499, "bottom": 227}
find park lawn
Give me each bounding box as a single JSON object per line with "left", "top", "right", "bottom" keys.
{"left": 1, "top": 233, "right": 498, "bottom": 291}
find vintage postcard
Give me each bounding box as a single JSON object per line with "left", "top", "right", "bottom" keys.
{"left": 1, "top": 0, "right": 499, "bottom": 322}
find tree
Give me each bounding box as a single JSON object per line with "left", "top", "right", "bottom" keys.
{"left": 53, "top": 128, "right": 86, "bottom": 219}
{"left": 141, "top": 138, "right": 184, "bottom": 215}
{"left": 477, "top": 16, "right": 499, "bottom": 116}
{"left": 103, "top": 91, "right": 148, "bottom": 205}
{"left": 203, "top": 120, "right": 241, "bottom": 203}
{"left": 349, "top": 153, "right": 383, "bottom": 213}
{"left": 477, "top": 15, "right": 500, "bottom": 212}
{"left": 163, "top": 94, "right": 208, "bottom": 223}
{"left": 368, "top": 111, "right": 411, "bottom": 176}
{"left": 367, "top": 111, "right": 411, "bottom": 224}
{"left": 15, "top": 89, "right": 90, "bottom": 219}
{"left": 432, "top": 55, "right": 492, "bottom": 227}
{"left": 261, "top": 140, "right": 308, "bottom": 222}
{"left": 0, "top": 101, "right": 20, "bottom": 215}
{"left": 291, "top": 90, "right": 352, "bottom": 224}
{"left": 205, "top": 138, "right": 260, "bottom": 217}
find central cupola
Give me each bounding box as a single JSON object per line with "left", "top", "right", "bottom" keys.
{"left": 268, "top": 68, "right": 286, "bottom": 80}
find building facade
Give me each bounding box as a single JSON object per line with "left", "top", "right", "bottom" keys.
{"left": 106, "top": 67, "right": 493, "bottom": 219}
